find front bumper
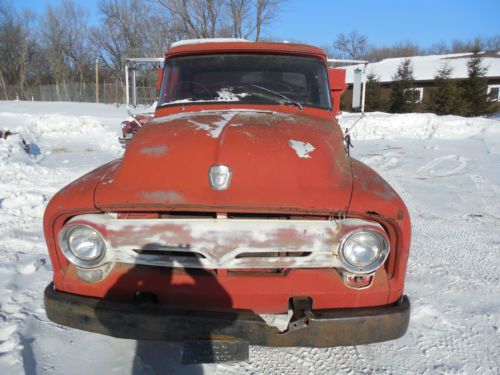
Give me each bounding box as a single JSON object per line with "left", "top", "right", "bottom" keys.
{"left": 44, "top": 283, "right": 410, "bottom": 347}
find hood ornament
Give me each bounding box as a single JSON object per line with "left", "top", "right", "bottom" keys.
{"left": 209, "top": 165, "right": 232, "bottom": 190}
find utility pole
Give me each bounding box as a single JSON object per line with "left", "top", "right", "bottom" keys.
{"left": 125, "top": 63, "right": 129, "bottom": 108}
{"left": 95, "top": 58, "right": 99, "bottom": 103}
{"left": 361, "top": 62, "right": 368, "bottom": 114}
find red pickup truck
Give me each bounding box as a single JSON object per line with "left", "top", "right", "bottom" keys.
{"left": 43, "top": 40, "right": 410, "bottom": 350}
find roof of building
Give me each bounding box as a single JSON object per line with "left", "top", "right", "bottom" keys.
{"left": 341, "top": 52, "right": 500, "bottom": 84}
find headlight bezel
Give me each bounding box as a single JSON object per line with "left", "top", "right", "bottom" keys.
{"left": 338, "top": 229, "right": 390, "bottom": 274}
{"left": 58, "top": 224, "right": 107, "bottom": 268}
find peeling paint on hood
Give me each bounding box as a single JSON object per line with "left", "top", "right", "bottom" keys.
{"left": 95, "top": 111, "right": 352, "bottom": 213}
{"left": 288, "top": 139, "right": 316, "bottom": 158}
{"left": 187, "top": 112, "right": 236, "bottom": 138}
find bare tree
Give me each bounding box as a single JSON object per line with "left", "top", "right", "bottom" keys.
{"left": 228, "top": 0, "right": 250, "bottom": 38}
{"left": 0, "top": 1, "right": 37, "bottom": 98}
{"left": 427, "top": 41, "right": 450, "bottom": 55}
{"left": 60, "top": 1, "right": 92, "bottom": 92}
{"left": 254, "top": 0, "right": 280, "bottom": 41}
{"left": 41, "top": 4, "right": 71, "bottom": 99}
{"left": 17, "top": 9, "right": 35, "bottom": 98}
{"left": 158, "top": 0, "right": 284, "bottom": 41}
{"left": 364, "top": 41, "right": 421, "bottom": 62}
{"left": 149, "top": 20, "right": 177, "bottom": 57}
{"left": 0, "top": 3, "right": 20, "bottom": 88}
{"left": 484, "top": 35, "right": 500, "bottom": 51}
{"left": 226, "top": 0, "right": 282, "bottom": 40}
{"left": 91, "top": 0, "right": 170, "bottom": 79}
{"left": 333, "top": 30, "right": 367, "bottom": 60}
{"left": 451, "top": 37, "right": 482, "bottom": 53}
{"left": 451, "top": 35, "right": 500, "bottom": 53}
{"left": 158, "top": 0, "right": 227, "bottom": 38}
{"left": 40, "top": 0, "right": 92, "bottom": 99}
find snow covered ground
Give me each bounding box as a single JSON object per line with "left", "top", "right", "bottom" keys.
{"left": 0, "top": 101, "right": 499, "bottom": 374}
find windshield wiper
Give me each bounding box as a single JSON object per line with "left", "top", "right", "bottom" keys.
{"left": 249, "top": 84, "right": 303, "bottom": 111}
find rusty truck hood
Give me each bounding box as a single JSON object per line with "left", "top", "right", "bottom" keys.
{"left": 94, "top": 110, "right": 352, "bottom": 213}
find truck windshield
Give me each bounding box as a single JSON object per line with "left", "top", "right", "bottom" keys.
{"left": 158, "top": 54, "right": 331, "bottom": 110}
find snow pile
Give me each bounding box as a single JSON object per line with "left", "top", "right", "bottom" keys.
{"left": 29, "top": 114, "right": 104, "bottom": 136}
{"left": 340, "top": 112, "right": 500, "bottom": 142}
{"left": 0, "top": 132, "right": 33, "bottom": 164}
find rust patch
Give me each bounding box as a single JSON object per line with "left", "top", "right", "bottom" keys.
{"left": 396, "top": 209, "right": 404, "bottom": 220}
{"left": 358, "top": 171, "right": 397, "bottom": 200}
{"left": 139, "top": 145, "right": 168, "bottom": 156}
{"left": 335, "top": 158, "right": 351, "bottom": 178}
{"left": 139, "top": 190, "right": 184, "bottom": 204}
{"left": 234, "top": 112, "right": 297, "bottom": 126}
{"left": 378, "top": 185, "right": 397, "bottom": 200}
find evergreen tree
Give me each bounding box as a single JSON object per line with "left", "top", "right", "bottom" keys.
{"left": 364, "top": 72, "right": 387, "bottom": 112}
{"left": 388, "top": 58, "right": 417, "bottom": 113}
{"left": 426, "top": 62, "right": 468, "bottom": 115}
{"left": 460, "top": 49, "right": 495, "bottom": 117}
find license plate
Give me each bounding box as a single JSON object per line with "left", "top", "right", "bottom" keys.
{"left": 181, "top": 340, "right": 249, "bottom": 364}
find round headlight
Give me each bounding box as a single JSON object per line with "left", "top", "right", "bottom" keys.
{"left": 339, "top": 230, "right": 389, "bottom": 274}
{"left": 59, "top": 225, "right": 106, "bottom": 267}
{"left": 68, "top": 226, "right": 105, "bottom": 260}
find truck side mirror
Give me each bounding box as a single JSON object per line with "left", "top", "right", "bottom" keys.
{"left": 328, "top": 69, "right": 347, "bottom": 115}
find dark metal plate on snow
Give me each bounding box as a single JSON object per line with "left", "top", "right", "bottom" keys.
{"left": 181, "top": 340, "right": 249, "bottom": 364}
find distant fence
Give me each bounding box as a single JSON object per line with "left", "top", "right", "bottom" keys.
{"left": 0, "top": 81, "right": 157, "bottom": 106}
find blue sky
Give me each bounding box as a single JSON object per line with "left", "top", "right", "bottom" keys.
{"left": 14, "top": 0, "right": 500, "bottom": 48}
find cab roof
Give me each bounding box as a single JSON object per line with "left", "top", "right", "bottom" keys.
{"left": 166, "top": 40, "right": 327, "bottom": 60}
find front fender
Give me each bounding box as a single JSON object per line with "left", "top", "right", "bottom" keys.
{"left": 43, "top": 160, "right": 121, "bottom": 282}
{"left": 347, "top": 159, "right": 411, "bottom": 304}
